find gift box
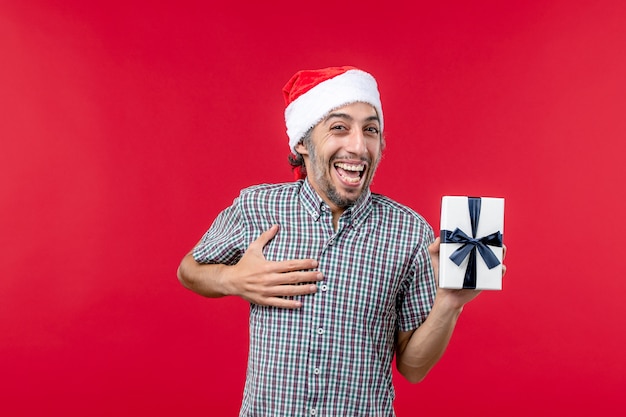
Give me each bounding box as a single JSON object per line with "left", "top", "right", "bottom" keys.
{"left": 439, "top": 196, "right": 504, "bottom": 290}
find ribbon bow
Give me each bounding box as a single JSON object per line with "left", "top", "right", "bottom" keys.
{"left": 442, "top": 228, "right": 502, "bottom": 269}
{"left": 441, "top": 197, "right": 503, "bottom": 289}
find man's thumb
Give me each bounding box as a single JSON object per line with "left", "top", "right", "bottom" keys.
{"left": 251, "top": 224, "right": 279, "bottom": 250}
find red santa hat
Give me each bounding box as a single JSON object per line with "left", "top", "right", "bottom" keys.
{"left": 283, "top": 66, "right": 384, "bottom": 154}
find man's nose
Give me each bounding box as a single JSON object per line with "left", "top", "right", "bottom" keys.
{"left": 345, "top": 130, "right": 367, "bottom": 154}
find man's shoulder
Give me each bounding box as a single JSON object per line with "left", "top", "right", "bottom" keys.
{"left": 370, "top": 193, "right": 430, "bottom": 226}
{"left": 238, "top": 181, "right": 301, "bottom": 201}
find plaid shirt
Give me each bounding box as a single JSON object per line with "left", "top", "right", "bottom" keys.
{"left": 193, "top": 180, "right": 436, "bottom": 417}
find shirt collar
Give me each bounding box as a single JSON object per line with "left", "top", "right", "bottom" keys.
{"left": 298, "top": 179, "right": 372, "bottom": 229}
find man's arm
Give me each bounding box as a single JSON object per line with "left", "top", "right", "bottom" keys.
{"left": 395, "top": 238, "right": 506, "bottom": 383}
{"left": 177, "top": 224, "right": 323, "bottom": 309}
{"left": 395, "top": 290, "right": 465, "bottom": 383}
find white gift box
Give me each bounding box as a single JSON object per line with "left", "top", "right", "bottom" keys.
{"left": 439, "top": 196, "right": 505, "bottom": 290}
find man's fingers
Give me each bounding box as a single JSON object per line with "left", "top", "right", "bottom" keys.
{"left": 261, "top": 297, "right": 304, "bottom": 309}
{"left": 428, "top": 237, "right": 440, "bottom": 269}
{"left": 256, "top": 283, "right": 320, "bottom": 309}
{"left": 265, "top": 270, "right": 323, "bottom": 286}
{"left": 244, "top": 282, "right": 319, "bottom": 309}
{"left": 270, "top": 259, "right": 319, "bottom": 274}
{"left": 428, "top": 237, "right": 441, "bottom": 255}
{"left": 271, "top": 283, "right": 319, "bottom": 297}
{"left": 238, "top": 224, "right": 324, "bottom": 310}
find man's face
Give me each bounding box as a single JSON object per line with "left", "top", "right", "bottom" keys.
{"left": 296, "top": 102, "right": 383, "bottom": 212}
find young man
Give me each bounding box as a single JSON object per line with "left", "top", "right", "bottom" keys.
{"left": 178, "top": 66, "right": 501, "bottom": 416}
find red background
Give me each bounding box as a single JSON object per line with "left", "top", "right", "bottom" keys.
{"left": 2, "top": 1, "right": 625, "bottom": 416}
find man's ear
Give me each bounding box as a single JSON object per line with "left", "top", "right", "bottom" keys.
{"left": 295, "top": 142, "right": 308, "bottom": 156}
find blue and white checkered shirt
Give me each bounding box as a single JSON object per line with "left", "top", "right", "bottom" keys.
{"left": 193, "top": 179, "right": 436, "bottom": 417}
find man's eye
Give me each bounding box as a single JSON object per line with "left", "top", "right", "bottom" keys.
{"left": 366, "top": 127, "right": 379, "bottom": 134}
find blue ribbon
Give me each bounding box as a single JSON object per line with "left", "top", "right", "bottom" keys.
{"left": 441, "top": 197, "right": 503, "bottom": 289}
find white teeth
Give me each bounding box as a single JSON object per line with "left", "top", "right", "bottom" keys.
{"left": 341, "top": 175, "right": 360, "bottom": 184}
{"left": 335, "top": 162, "right": 364, "bottom": 184}
{"left": 335, "top": 162, "right": 364, "bottom": 171}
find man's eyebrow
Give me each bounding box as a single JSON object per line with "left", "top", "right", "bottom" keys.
{"left": 323, "top": 112, "right": 380, "bottom": 124}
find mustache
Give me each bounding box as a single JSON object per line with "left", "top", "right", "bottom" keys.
{"left": 330, "top": 155, "right": 372, "bottom": 165}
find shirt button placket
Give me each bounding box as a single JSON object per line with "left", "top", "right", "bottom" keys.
{"left": 311, "top": 209, "right": 330, "bottom": 417}
{"left": 307, "top": 326, "right": 325, "bottom": 415}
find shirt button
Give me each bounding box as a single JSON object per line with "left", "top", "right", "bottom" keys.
{"left": 317, "top": 328, "right": 324, "bottom": 335}
{"left": 328, "top": 239, "right": 335, "bottom": 246}
{"left": 313, "top": 368, "right": 321, "bottom": 375}
{"left": 320, "top": 284, "right": 328, "bottom": 292}
{"left": 310, "top": 408, "right": 317, "bottom": 416}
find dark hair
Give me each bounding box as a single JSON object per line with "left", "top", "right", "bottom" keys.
{"left": 287, "top": 127, "right": 313, "bottom": 176}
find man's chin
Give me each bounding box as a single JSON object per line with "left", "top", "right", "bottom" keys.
{"left": 327, "top": 187, "right": 363, "bottom": 208}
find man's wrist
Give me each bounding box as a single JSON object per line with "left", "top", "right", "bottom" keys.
{"left": 216, "top": 264, "right": 236, "bottom": 297}
{"left": 432, "top": 292, "right": 464, "bottom": 319}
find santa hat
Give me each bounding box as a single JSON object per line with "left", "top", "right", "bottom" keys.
{"left": 283, "top": 66, "right": 384, "bottom": 154}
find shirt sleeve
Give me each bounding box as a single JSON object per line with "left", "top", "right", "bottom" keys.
{"left": 396, "top": 228, "right": 437, "bottom": 332}
{"left": 192, "top": 197, "right": 248, "bottom": 265}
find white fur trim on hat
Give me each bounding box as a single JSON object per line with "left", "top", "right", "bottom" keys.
{"left": 284, "top": 69, "right": 383, "bottom": 153}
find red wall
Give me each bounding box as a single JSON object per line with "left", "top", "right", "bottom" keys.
{"left": 2, "top": 1, "right": 625, "bottom": 415}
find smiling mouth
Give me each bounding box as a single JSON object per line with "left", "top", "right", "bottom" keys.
{"left": 334, "top": 162, "right": 365, "bottom": 185}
